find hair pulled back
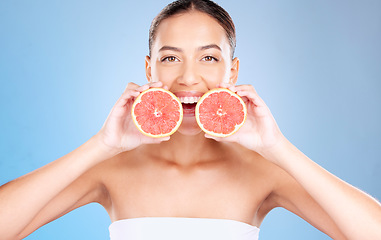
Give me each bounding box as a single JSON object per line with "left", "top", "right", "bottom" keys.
{"left": 149, "top": 0, "right": 236, "bottom": 59}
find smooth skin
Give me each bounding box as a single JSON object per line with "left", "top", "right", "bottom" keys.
{"left": 1, "top": 10, "right": 380, "bottom": 240}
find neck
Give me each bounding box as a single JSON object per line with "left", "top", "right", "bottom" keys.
{"left": 147, "top": 132, "right": 222, "bottom": 166}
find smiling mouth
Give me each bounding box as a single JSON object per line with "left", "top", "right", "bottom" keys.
{"left": 179, "top": 97, "right": 201, "bottom": 116}
{"left": 175, "top": 92, "right": 203, "bottom": 116}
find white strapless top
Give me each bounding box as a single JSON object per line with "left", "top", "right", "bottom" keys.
{"left": 109, "top": 217, "right": 259, "bottom": 240}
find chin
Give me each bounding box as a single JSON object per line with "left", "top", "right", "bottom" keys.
{"left": 177, "top": 127, "right": 203, "bottom": 136}
{"left": 177, "top": 116, "right": 203, "bottom": 136}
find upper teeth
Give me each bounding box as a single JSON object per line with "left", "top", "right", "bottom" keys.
{"left": 179, "top": 96, "right": 201, "bottom": 104}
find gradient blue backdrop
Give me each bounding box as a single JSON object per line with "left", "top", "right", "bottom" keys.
{"left": 1, "top": 0, "right": 380, "bottom": 239}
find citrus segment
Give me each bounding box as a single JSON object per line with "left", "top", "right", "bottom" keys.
{"left": 132, "top": 88, "right": 183, "bottom": 138}
{"left": 196, "top": 88, "right": 247, "bottom": 137}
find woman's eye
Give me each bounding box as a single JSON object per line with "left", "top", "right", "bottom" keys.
{"left": 202, "top": 56, "right": 218, "bottom": 62}
{"left": 162, "top": 56, "right": 178, "bottom": 62}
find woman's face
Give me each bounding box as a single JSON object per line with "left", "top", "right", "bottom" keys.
{"left": 146, "top": 10, "right": 239, "bottom": 135}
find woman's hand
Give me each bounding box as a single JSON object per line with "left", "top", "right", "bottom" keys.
{"left": 205, "top": 83, "right": 285, "bottom": 157}
{"left": 96, "top": 81, "right": 170, "bottom": 155}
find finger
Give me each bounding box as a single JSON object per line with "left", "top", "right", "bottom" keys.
{"left": 126, "top": 82, "right": 140, "bottom": 91}
{"left": 234, "top": 84, "right": 259, "bottom": 95}
{"left": 149, "top": 81, "right": 164, "bottom": 88}
{"left": 136, "top": 81, "right": 164, "bottom": 92}
{"left": 204, "top": 134, "right": 237, "bottom": 143}
{"left": 136, "top": 84, "right": 150, "bottom": 92}
{"left": 237, "top": 90, "right": 266, "bottom": 108}
{"left": 115, "top": 89, "right": 140, "bottom": 109}
{"left": 234, "top": 85, "right": 266, "bottom": 108}
{"left": 143, "top": 136, "right": 171, "bottom": 145}
{"left": 151, "top": 136, "right": 171, "bottom": 142}
{"left": 205, "top": 134, "right": 222, "bottom": 141}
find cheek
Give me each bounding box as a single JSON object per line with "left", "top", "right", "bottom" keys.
{"left": 200, "top": 64, "right": 230, "bottom": 87}
{"left": 151, "top": 65, "right": 177, "bottom": 84}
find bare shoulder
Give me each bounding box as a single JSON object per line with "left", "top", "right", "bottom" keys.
{"left": 88, "top": 148, "right": 145, "bottom": 207}
{"left": 229, "top": 144, "right": 330, "bottom": 226}
{"left": 230, "top": 143, "right": 288, "bottom": 188}
{"left": 247, "top": 146, "right": 345, "bottom": 238}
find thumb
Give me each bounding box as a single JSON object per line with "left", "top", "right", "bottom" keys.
{"left": 205, "top": 134, "right": 225, "bottom": 142}
{"left": 205, "top": 133, "right": 238, "bottom": 143}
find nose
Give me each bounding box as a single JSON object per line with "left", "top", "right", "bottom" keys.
{"left": 176, "top": 61, "right": 200, "bottom": 86}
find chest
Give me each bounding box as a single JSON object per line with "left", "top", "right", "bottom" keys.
{"left": 103, "top": 156, "right": 274, "bottom": 223}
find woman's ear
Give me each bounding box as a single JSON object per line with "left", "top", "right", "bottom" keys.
{"left": 229, "top": 57, "right": 240, "bottom": 85}
{"left": 145, "top": 55, "right": 152, "bottom": 82}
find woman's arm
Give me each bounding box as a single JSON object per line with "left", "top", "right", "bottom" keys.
{"left": 0, "top": 135, "right": 114, "bottom": 239}
{"left": 0, "top": 81, "right": 168, "bottom": 239}
{"left": 209, "top": 83, "right": 381, "bottom": 239}
{"left": 263, "top": 138, "right": 381, "bottom": 240}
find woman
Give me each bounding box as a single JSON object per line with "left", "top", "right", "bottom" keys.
{"left": 0, "top": 0, "right": 380, "bottom": 239}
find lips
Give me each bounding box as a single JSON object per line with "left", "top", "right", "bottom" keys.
{"left": 174, "top": 91, "right": 204, "bottom": 116}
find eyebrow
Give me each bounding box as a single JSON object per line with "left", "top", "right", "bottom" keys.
{"left": 198, "top": 44, "right": 221, "bottom": 52}
{"left": 159, "top": 46, "right": 182, "bottom": 52}
{"left": 158, "top": 44, "right": 222, "bottom": 52}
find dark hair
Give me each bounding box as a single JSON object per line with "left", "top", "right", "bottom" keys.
{"left": 149, "top": 0, "right": 236, "bottom": 59}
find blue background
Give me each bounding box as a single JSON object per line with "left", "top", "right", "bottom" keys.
{"left": 1, "top": 0, "right": 380, "bottom": 239}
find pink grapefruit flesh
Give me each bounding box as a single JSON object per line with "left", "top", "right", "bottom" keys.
{"left": 195, "top": 88, "right": 247, "bottom": 137}
{"left": 132, "top": 88, "right": 183, "bottom": 138}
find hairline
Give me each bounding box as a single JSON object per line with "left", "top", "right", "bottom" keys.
{"left": 149, "top": 7, "right": 236, "bottom": 59}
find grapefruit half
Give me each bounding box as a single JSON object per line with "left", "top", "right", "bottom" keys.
{"left": 131, "top": 88, "right": 183, "bottom": 138}
{"left": 195, "top": 88, "right": 247, "bottom": 137}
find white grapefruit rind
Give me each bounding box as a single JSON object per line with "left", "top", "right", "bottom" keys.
{"left": 195, "top": 88, "right": 247, "bottom": 138}
{"left": 131, "top": 88, "right": 183, "bottom": 138}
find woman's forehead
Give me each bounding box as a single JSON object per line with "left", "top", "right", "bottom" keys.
{"left": 152, "top": 11, "right": 230, "bottom": 54}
